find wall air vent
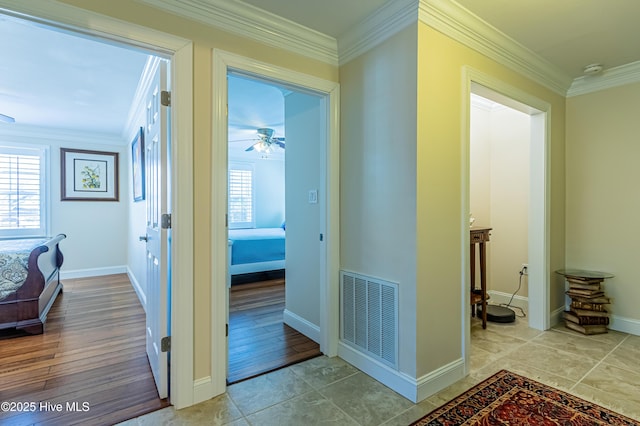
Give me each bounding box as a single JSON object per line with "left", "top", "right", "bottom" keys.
{"left": 340, "top": 270, "right": 398, "bottom": 369}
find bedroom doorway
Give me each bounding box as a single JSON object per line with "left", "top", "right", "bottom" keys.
{"left": 0, "top": 4, "right": 193, "bottom": 408}
{"left": 225, "top": 72, "right": 323, "bottom": 383}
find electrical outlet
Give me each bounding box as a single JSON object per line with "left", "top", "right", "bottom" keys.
{"left": 521, "top": 263, "right": 528, "bottom": 275}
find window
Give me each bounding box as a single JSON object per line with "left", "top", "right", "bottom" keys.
{"left": 0, "top": 145, "right": 48, "bottom": 238}
{"left": 228, "top": 162, "right": 254, "bottom": 229}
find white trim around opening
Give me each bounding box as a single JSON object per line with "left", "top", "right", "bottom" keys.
{"left": 210, "top": 49, "right": 340, "bottom": 397}
{"left": 461, "top": 66, "right": 551, "bottom": 375}
{"left": 0, "top": 0, "right": 195, "bottom": 409}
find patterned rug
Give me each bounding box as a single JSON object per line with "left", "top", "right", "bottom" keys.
{"left": 411, "top": 370, "right": 639, "bottom": 425}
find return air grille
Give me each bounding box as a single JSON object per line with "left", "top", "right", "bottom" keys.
{"left": 340, "top": 270, "right": 398, "bottom": 369}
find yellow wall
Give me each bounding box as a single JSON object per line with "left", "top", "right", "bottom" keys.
{"left": 56, "top": 0, "right": 338, "bottom": 380}
{"left": 566, "top": 83, "right": 640, "bottom": 323}
{"left": 416, "top": 23, "right": 566, "bottom": 376}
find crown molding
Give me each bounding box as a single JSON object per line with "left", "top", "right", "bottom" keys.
{"left": 0, "top": 124, "right": 125, "bottom": 146}
{"left": 337, "top": 0, "right": 418, "bottom": 66}
{"left": 138, "top": 0, "right": 338, "bottom": 66}
{"left": 123, "top": 56, "right": 162, "bottom": 140}
{"left": 419, "top": 0, "right": 573, "bottom": 96}
{"left": 567, "top": 60, "right": 640, "bottom": 97}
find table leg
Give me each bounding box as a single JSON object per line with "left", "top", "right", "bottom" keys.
{"left": 470, "top": 243, "right": 476, "bottom": 317}
{"left": 479, "top": 241, "right": 487, "bottom": 329}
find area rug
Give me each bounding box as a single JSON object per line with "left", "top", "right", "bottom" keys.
{"left": 411, "top": 369, "right": 639, "bottom": 425}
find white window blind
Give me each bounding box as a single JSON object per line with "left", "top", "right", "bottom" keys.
{"left": 0, "top": 146, "right": 48, "bottom": 238}
{"left": 228, "top": 163, "right": 254, "bottom": 229}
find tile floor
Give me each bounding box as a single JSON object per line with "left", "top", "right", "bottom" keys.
{"left": 119, "top": 314, "right": 640, "bottom": 425}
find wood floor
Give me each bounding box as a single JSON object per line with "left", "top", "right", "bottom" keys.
{"left": 228, "top": 278, "right": 321, "bottom": 384}
{"left": 0, "top": 274, "right": 168, "bottom": 426}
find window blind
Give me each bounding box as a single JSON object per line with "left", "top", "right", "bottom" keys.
{"left": 228, "top": 167, "right": 253, "bottom": 228}
{"left": 0, "top": 146, "right": 47, "bottom": 237}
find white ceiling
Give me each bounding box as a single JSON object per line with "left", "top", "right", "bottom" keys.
{"left": 1, "top": 0, "right": 639, "bottom": 139}
{"left": 0, "top": 14, "right": 149, "bottom": 137}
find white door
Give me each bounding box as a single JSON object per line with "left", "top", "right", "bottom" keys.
{"left": 143, "top": 59, "right": 170, "bottom": 398}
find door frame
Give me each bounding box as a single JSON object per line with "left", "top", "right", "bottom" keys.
{"left": 0, "top": 0, "right": 195, "bottom": 409}
{"left": 461, "top": 67, "right": 551, "bottom": 373}
{"left": 211, "top": 49, "right": 340, "bottom": 390}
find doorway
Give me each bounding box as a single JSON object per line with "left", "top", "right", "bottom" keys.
{"left": 0, "top": 4, "right": 194, "bottom": 408}
{"left": 469, "top": 92, "right": 531, "bottom": 319}
{"left": 211, "top": 50, "right": 341, "bottom": 391}
{"left": 225, "top": 73, "right": 322, "bottom": 383}
{"left": 463, "top": 69, "right": 551, "bottom": 372}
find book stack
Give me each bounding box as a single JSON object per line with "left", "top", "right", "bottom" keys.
{"left": 563, "top": 276, "right": 610, "bottom": 335}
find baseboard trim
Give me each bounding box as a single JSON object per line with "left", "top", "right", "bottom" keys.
{"left": 415, "top": 357, "right": 466, "bottom": 402}
{"left": 283, "top": 309, "right": 320, "bottom": 343}
{"left": 609, "top": 315, "right": 640, "bottom": 336}
{"left": 337, "top": 341, "right": 464, "bottom": 403}
{"left": 550, "top": 306, "right": 565, "bottom": 328}
{"left": 60, "top": 266, "right": 127, "bottom": 280}
{"left": 126, "top": 267, "right": 147, "bottom": 311}
{"left": 486, "top": 290, "right": 528, "bottom": 311}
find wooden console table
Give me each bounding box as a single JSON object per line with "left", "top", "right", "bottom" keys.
{"left": 471, "top": 227, "right": 492, "bottom": 329}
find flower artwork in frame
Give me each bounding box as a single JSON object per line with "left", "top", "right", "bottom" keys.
{"left": 60, "top": 148, "right": 119, "bottom": 201}
{"left": 131, "top": 127, "right": 145, "bottom": 202}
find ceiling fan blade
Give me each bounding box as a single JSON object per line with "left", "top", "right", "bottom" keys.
{"left": 229, "top": 138, "right": 258, "bottom": 143}
{"left": 0, "top": 113, "right": 15, "bottom": 123}
{"left": 245, "top": 145, "right": 256, "bottom": 152}
{"left": 274, "top": 140, "right": 285, "bottom": 149}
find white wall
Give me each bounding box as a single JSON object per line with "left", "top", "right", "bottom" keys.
{"left": 470, "top": 101, "right": 530, "bottom": 298}
{"left": 489, "top": 106, "right": 530, "bottom": 296}
{"left": 470, "top": 102, "right": 491, "bottom": 227}
{"left": 0, "top": 126, "right": 129, "bottom": 273}
{"left": 340, "top": 26, "right": 418, "bottom": 376}
{"left": 284, "top": 91, "right": 322, "bottom": 328}
{"left": 126, "top": 124, "right": 148, "bottom": 303}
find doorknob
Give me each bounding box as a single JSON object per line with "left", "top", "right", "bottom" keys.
{"left": 139, "top": 234, "right": 148, "bottom": 242}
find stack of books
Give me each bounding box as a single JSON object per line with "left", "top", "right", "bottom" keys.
{"left": 563, "top": 276, "right": 610, "bottom": 335}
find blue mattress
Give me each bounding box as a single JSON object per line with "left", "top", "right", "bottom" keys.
{"left": 228, "top": 228, "right": 285, "bottom": 265}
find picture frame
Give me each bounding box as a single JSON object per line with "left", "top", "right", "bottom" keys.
{"left": 60, "top": 148, "right": 119, "bottom": 201}
{"left": 131, "top": 127, "right": 145, "bottom": 202}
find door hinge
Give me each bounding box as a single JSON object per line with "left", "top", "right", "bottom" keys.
{"left": 226, "top": 323, "right": 229, "bottom": 337}
{"left": 161, "top": 336, "right": 171, "bottom": 352}
{"left": 161, "top": 90, "right": 171, "bottom": 107}
{"left": 161, "top": 213, "right": 172, "bottom": 229}
{"left": 319, "top": 233, "right": 324, "bottom": 241}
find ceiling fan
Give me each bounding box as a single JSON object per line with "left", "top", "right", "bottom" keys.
{"left": 233, "top": 127, "right": 285, "bottom": 154}
{"left": 0, "top": 113, "right": 15, "bottom": 123}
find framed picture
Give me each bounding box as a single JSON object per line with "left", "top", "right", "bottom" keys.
{"left": 60, "top": 148, "right": 119, "bottom": 201}
{"left": 131, "top": 127, "right": 145, "bottom": 202}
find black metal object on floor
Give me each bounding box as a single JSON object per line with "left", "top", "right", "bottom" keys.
{"left": 477, "top": 304, "right": 516, "bottom": 323}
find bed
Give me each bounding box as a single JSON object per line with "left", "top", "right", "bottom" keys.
{"left": 228, "top": 228, "right": 285, "bottom": 277}
{"left": 0, "top": 234, "right": 66, "bottom": 335}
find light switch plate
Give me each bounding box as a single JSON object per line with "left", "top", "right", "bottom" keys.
{"left": 308, "top": 190, "right": 318, "bottom": 204}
